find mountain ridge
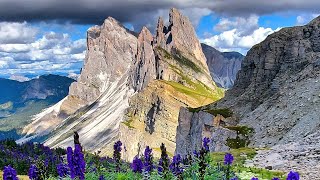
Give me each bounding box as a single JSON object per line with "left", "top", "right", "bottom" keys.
{"left": 21, "top": 8, "right": 224, "bottom": 160}
{"left": 0, "top": 74, "right": 74, "bottom": 140}
{"left": 175, "top": 15, "right": 320, "bottom": 179}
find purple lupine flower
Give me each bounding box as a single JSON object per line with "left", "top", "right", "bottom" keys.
{"left": 169, "top": 154, "right": 183, "bottom": 176}
{"left": 143, "top": 146, "right": 154, "bottom": 172}
{"left": 113, "top": 141, "right": 122, "bottom": 154}
{"left": 67, "top": 147, "right": 75, "bottom": 178}
{"left": 67, "top": 145, "right": 85, "bottom": 180}
{"left": 202, "top": 137, "right": 210, "bottom": 152}
{"left": 193, "top": 150, "right": 200, "bottom": 158}
{"left": 158, "top": 158, "right": 164, "bottom": 173}
{"left": 99, "top": 175, "right": 105, "bottom": 180}
{"left": 231, "top": 177, "right": 238, "bottom": 180}
{"left": 251, "top": 177, "right": 258, "bottom": 180}
{"left": 3, "top": 165, "right": 18, "bottom": 180}
{"left": 57, "top": 163, "right": 69, "bottom": 178}
{"left": 158, "top": 143, "right": 170, "bottom": 174}
{"left": 28, "top": 164, "right": 39, "bottom": 180}
{"left": 113, "top": 141, "right": 122, "bottom": 172}
{"left": 272, "top": 178, "right": 280, "bottom": 180}
{"left": 131, "top": 156, "right": 143, "bottom": 173}
{"left": 224, "top": 153, "right": 234, "bottom": 165}
{"left": 74, "top": 144, "right": 85, "bottom": 180}
{"left": 287, "top": 171, "right": 299, "bottom": 180}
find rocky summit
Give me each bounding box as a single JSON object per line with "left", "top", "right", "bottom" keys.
{"left": 20, "top": 8, "right": 224, "bottom": 160}
{"left": 175, "top": 15, "right": 320, "bottom": 178}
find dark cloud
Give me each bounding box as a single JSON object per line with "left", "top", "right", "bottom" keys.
{"left": 1, "top": 0, "right": 320, "bottom": 24}
{"left": 211, "top": 0, "right": 320, "bottom": 16}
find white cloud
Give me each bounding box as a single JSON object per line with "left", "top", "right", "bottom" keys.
{"left": 67, "top": 72, "right": 79, "bottom": 80}
{"left": 0, "top": 22, "right": 37, "bottom": 44}
{"left": 9, "top": 75, "right": 30, "bottom": 82}
{"left": 202, "top": 15, "right": 281, "bottom": 54}
{"left": 0, "top": 44, "right": 31, "bottom": 53}
{"left": 296, "top": 14, "right": 320, "bottom": 25}
{"left": 214, "top": 14, "right": 259, "bottom": 36}
{"left": 0, "top": 22, "right": 86, "bottom": 76}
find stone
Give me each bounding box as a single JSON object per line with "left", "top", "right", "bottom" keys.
{"left": 21, "top": 8, "right": 224, "bottom": 161}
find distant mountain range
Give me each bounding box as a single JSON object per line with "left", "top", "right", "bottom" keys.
{"left": 201, "top": 43, "right": 244, "bottom": 89}
{"left": 0, "top": 74, "right": 74, "bottom": 140}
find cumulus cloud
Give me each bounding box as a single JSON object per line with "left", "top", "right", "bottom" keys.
{"left": 202, "top": 15, "right": 281, "bottom": 54}
{"left": 9, "top": 75, "right": 30, "bottom": 82}
{"left": 0, "top": 22, "right": 86, "bottom": 76}
{"left": 214, "top": 15, "right": 259, "bottom": 36}
{"left": 296, "top": 13, "right": 320, "bottom": 25}
{"left": 0, "top": 22, "right": 37, "bottom": 44}
{"left": 67, "top": 72, "right": 79, "bottom": 80}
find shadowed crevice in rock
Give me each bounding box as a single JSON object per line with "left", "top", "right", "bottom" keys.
{"left": 145, "top": 97, "right": 161, "bottom": 134}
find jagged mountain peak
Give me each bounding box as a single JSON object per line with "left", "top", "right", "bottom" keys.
{"left": 154, "top": 8, "right": 210, "bottom": 74}
{"left": 21, "top": 8, "right": 223, "bottom": 160}
{"left": 138, "top": 26, "right": 153, "bottom": 42}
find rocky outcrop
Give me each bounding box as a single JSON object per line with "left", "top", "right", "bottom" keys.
{"left": 176, "top": 15, "right": 320, "bottom": 168}
{"left": 119, "top": 8, "right": 222, "bottom": 160}
{"left": 201, "top": 43, "right": 244, "bottom": 89}
{"left": 129, "top": 27, "right": 157, "bottom": 91}
{"left": 175, "top": 107, "right": 238, "bottom": 156}
{"left": 21, "top": 17, "right": 138, "bottom": 150}
{"left": 245, "top": 131, "right": 320, "bottom": 180}
{"left": 21, "top": 8, "right": 223, "bottom": 160}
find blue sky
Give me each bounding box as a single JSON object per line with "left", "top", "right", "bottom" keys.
{"left": 0, "top": 0, "right": 319, "bottom": 81}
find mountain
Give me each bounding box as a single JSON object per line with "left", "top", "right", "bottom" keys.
{"left": 175, "top": 16, "right": 320, "bottom": 179}
{"left": 201, "top": 43, "right": 244, "bottom": 89}
{"left": 20, "top": 8, "right": 224, "bottom": 160}
{"left": 0, "top": 75, "right": 74, "bottom": 140}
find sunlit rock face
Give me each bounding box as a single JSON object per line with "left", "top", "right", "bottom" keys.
{"left": 175, "top": 16, "right": 320, "bottom": 159}
{"left": 21, "top": 8, "right": 224, "bottom": 160}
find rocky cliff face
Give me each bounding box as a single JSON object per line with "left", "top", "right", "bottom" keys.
{"left": 21, "top": 8, "right": 223, "bottom": 160}
{"left": 201, "top": 43, "right": 244, "bottom": 89}
{"left": 175, "top": 16, "right": 320, "bottom": 167}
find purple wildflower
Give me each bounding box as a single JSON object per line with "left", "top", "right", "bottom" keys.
{"left": 272, "top": 178, "right": 280, "bottom": 180}
{"left": 67, "top": 144, "right": 85, "bottom": 180}
{"left": 251, "top": 177, "right": 259, "bottom": 180}
{"left": 113, "top": 141, "right": 122, "bottom": 172}
{"left": 143, "top": 146, "right": 154, "bottom": 172}
{"left": 169, "top": 154, "right": 183, "bottom": 176}
{"left": 113, "top": 141, "right": 122, "bottom": 154}
{"left": 287, "top": 171, "right": 299, "bottom": 180}
{"left": 158, "top": 143, "right": 170, "bottom": 175}
{"left": 131, "top": 156, "right": 143, "bottom": 173}
{"left": 224, "top": 153, "right": 234, "bottom": 165}
{"left": 57, "top": 163, "right": 69, "bottom": 178}
{"left": 231, "top": 177, "right": 238, "bottom": 180}
{"left": 193, "top": 150, "right": 200, "bottom": 158}
{"left": 28, "top": 164, "right": 39, "bottom": 180}
{"left": 3, "top": 165, "right": 18, "bottom": 180}
{"left": 99, "top": 175, "right": 105, "bottom": 180}
{"left": 202, "top": 137, "right": 210, "bottom": 152}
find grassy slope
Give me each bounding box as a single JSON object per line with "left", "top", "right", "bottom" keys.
{"left": 211, "top": 148, "right": 286, "bottom": 180}
{"left": 0, "top": 100, "right": 51, "bottom": 132}
{"left": 159, "top": 47, "right": 225, "bottom": 105}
